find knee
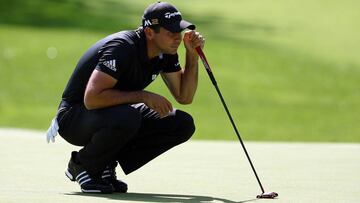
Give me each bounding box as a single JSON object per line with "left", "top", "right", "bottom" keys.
{"left": 176, "top": 110, "right": 195, "bottom": 142}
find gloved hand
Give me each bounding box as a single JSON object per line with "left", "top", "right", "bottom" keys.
{"left": 46, "top": 117, "right": 59, "bottom": 143}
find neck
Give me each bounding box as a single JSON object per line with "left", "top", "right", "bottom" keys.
{"left": 146, "top": 38, "right": 160, "bottom": 59}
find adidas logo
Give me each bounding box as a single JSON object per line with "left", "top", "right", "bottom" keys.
{"left": 103, "top": 60, "right": 117, "bottom": 71}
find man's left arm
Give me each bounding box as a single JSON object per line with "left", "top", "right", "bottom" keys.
{"left": 162, "top": 30, "right": 205, "bottom": 104}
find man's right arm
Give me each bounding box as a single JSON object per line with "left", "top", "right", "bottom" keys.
{"left": 84, "top": 69, "right": 173, "bottom": 117}
{"left": 84, "top": 69, "right": 144, "bottom": 109}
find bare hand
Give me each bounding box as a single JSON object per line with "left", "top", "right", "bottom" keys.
{"left": 143, "top": 92, "right": 173, "bottom": 118}
{"left": 183, "top": 30, "right": 205, "bottom": 55}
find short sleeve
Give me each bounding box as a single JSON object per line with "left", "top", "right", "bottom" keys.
{"left": 162, "top": 53, "right": 182, "bottom": 73}
{"left": 95, "top": 39, "right": 132, "bottom": 80}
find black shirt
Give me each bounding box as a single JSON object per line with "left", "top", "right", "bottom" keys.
{"left": 61, "top": 28, "right": 181, "bottom": 105}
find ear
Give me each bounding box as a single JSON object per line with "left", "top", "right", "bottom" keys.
{"left": 144, "top": 27, "right": 155, "bottom": 40}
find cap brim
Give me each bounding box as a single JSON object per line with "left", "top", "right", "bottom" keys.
{"left": 163, "top": 20, "right": 196, "bottom": 33}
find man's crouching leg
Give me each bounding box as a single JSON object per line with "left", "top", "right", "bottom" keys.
{"left": 60, "top": 105, "right": 142, "bottom": 193}
{"left": 118, "top": 108, "right": 196, "bottom": 175}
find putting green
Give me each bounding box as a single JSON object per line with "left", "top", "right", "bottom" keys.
{"left": 0, "top": 129, "right": 359, "bottom": 203}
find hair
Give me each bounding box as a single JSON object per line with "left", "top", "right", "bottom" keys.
{"left": 148, "top": 25, "right": 161, "bottom": 33}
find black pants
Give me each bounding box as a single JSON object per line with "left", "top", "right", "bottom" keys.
{"left": 57, "top": 102, "right": 195, "bottom": 177}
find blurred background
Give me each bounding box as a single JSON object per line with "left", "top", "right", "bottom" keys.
{"left": 0, "top": 0, "right": 359, "bottom": 142}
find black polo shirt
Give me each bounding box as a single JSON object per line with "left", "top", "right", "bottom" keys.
{"left": 61, "top": 27, "right": 181, "bottom": 105}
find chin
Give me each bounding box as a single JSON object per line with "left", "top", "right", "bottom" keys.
{"left": 169, "top": 48, "right": 178, "bottom": 54}
{"left": 161, "top": 47, "right": 178, "bottom": 55}
{"left": 166, "top": 47, "right": 179, "bottom": 54}
{"left": 162, "top": 50, "right": 176, "bottom": 55}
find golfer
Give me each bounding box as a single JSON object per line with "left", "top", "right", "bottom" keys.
{"left": 46, "top": 1, "right": 204, "bottom": 193}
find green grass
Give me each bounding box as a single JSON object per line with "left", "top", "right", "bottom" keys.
{"left": 0, "top": 0, "right": 359, "bottom": 142}
{"left": 1, "top": 131, "right": 360, "bottom": 203}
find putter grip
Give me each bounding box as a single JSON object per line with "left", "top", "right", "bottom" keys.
{"left": 196, "top": 47, "right": 217, "bottom": 85}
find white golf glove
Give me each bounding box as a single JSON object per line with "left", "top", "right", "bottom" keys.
{"left": 46, "top": 117, "right": 59, "bottom": 143}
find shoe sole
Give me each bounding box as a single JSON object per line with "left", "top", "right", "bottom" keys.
{"left": 81, "top": 189, "right": 103, "bottom": 193}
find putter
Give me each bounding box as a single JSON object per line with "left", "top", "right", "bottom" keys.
{"left": 196, "top": 47, "right": 278, "bottom": 199}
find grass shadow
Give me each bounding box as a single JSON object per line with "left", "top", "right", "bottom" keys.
{"left": 0, "top": 0, "right": 277, "bottom": 40}
{"left": 0, "top": 0, "right": 142, "bottom": 32}
{"left": 65, "top": 192, "right": 258, "bottom": 203}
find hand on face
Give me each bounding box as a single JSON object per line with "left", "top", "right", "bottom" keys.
{"left": 183, "top": 30, "right": 205, "bottom": 55}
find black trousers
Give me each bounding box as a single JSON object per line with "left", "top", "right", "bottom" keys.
{"left": 57, "top": 102, "right": 195, "bottom": 177}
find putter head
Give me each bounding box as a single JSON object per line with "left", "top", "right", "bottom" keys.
{"left": 256, "top": 192, "right": 278, "bottom": 199}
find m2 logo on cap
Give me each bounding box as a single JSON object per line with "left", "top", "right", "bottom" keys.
{"left": 144, "top": 20, "right": 152, "bottom": 26}
{"left": 164, "top": 11, "right": 181, "bottom": 19}
{"left": 144, "top": 19, "right": 159, "bottom": 26}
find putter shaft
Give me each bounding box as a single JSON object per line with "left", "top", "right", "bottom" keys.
{"left": 196, "top": 47, "right": 266, "bottom": 193}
